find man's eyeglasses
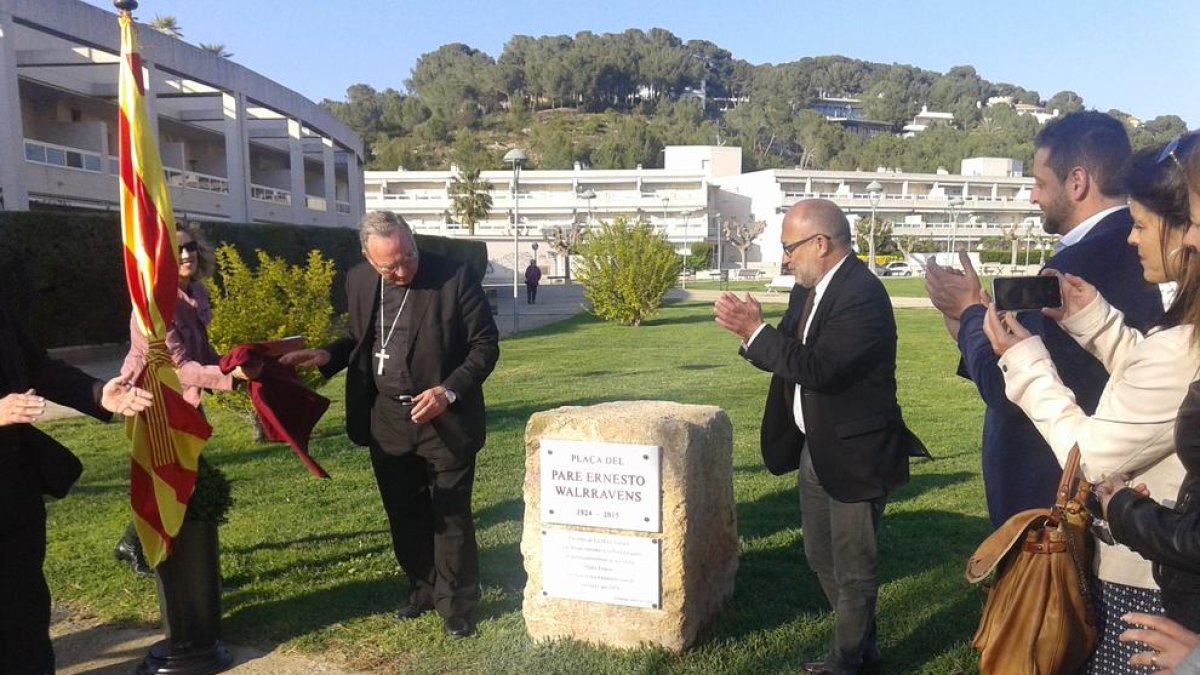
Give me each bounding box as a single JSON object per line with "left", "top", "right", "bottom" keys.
{"left": 781, "top": 233, "right": 827, "bottom": 256}
{"left": 365, "top": 252, "right": 418, "bottom": 275}
{"left": 1158, "top": 134, "right": 1190, "bottom": 174}
{"left": 179, "top": 241, "right": 198, "bottom": 255}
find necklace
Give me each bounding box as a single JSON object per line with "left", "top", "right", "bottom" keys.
{"left": 374, "top": 279, "right": 410, "bottom": 376}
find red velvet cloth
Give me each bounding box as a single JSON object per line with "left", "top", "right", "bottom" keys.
{"left": 219, "top": 344, "right": 330, "bottom": 479}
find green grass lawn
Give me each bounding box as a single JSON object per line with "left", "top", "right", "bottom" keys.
{"left": 42, "top": 302, "right": 991, "bottom": 674}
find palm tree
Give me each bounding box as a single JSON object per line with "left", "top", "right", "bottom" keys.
{"left": 148, "top": 15, "right": 182, "bottom": 38}
{"left": 449, "top": 168, "right": 493, "bottom": 236}
{"left": 199, "top": 43, "right": 233, "bottom": 58}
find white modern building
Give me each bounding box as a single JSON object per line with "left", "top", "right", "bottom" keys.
{"left": 0, "top": 0, "right": 364, "bottom": 226}
{"left": 366, "top": 147, "right": 1045, "bottom": 281}
{"left": 367, "top": 146, "right": 735, "bottom": 280}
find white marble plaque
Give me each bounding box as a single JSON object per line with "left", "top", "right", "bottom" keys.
{"left": 541, "top": 529, "right": 661, "bottom": 608}
{"left": 539, "top": 439, "right": 661, "bottom": 532}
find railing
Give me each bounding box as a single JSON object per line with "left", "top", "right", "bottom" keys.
{"left": 250, "top": 183, "right": 291, "bottom": 205}
{"left": 336, "top": 201, "right": 352, "bottom": 214}
{"left": 24, "top": 139, "right": 103, "bottom": 173}
{"left": 163, "top": 166, "right": 230, "bottom": 194}
{"left": 783, "top": 191, "right": 1032, "bottom": 206}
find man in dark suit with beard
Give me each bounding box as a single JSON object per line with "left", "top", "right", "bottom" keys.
{"left": 925, "top": 111, "right": 1163, "bottom": 528}
{"left": 282, "top": 211, "right": 499, "bottom": 638}
{"left": 715, "top": 199, "right": 926, "bottom": 675}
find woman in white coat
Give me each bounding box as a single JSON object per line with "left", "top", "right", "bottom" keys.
{"left": 984, "top": 138, "right": 1199, "bottom": 674}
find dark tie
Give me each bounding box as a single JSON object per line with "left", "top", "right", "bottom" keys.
{"left": 796, "top": 289, "right": 815, "bottom": 344}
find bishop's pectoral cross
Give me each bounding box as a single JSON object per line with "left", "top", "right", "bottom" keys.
{"left": 375, "top": 348, "right": 390, "bottom": 375}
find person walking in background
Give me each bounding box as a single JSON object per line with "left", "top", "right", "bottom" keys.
{"left": 714, "top": 199, "right": 926, "bottom": 675}
{"left": 0, "top": 294, "right": 152, "bottom": 674}
{"left": 925, "top": 111, "right": 1163, "bottom": 528}
{"left": 983, "top": 135, "right": 1200, "bottom": 674}
{"left": 113, "top": 223, "right": 260, "bottom": 576}
{"left": 281, "top": 211, "right": 499, "bottom": 639}
{"left": 524, "top": 259, "right": 542, "bottom": 304}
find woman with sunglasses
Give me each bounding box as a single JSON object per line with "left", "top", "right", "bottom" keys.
{"left": 984, "top": 136, "right": 1198, "bottom": 673}
{"left": 112, "top": 223, "right": 259, "bottom": 575}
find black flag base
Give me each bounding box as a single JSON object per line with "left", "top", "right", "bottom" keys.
{"left": 137, "top": 520, "right": 232, "bottom": 675}
{"left": 136, "top": 639, "right": 232, "bottom": 675}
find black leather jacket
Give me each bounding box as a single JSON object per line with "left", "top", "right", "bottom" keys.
{"left": 1108, "top": 379, "right": 1200, "bottom": 632}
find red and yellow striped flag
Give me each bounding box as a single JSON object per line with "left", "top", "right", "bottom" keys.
{"left": 117, "top": 11, "right": 212, "bottom": 567}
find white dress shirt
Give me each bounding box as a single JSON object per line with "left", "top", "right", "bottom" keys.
{"left": 746, "top": 253, "right": 850, "bottom": 433}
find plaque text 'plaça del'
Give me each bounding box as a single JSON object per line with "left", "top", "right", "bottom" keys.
{"left": 539, "top": 439, "right": 662, "bottom": 532}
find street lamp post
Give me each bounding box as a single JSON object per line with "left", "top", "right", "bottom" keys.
{"left": 947, "top": 196, "right": 964, "bottom": 254}
{"left": 579, "top": 188, "right": 596, "bottom": 225}
{"left": 503, "top": 148, "right": 527, "bottom": 334}
{"left": 866, "top": 180, "right": 883, "bottom": 275}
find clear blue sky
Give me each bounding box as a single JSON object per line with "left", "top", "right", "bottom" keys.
{"left": 82, "top": 0, "right": 1199, "bottom": 126}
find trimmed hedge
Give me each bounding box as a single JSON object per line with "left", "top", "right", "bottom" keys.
{"left": 0, "top": 211, "right": 487, "bottom": 348}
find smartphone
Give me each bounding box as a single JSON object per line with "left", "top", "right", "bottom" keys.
{"left": 992, "top": 276, "right": 1062, "bottom": 312}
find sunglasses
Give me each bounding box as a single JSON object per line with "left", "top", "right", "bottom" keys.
{"left": 1157, "top": 134, "right": 1190, "bottom": 174}
{"left": 179, "top": 241, "right": 199, "bottom": 255}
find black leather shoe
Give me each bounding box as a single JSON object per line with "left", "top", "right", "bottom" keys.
{"left": 393, "top": 604, "right": 432, "bottom": 621}
{"left": 442, "top": 616, "right": 475, "bottom": 638}
{"left": 112, "top": 541, "right": 153, "bottom": 577}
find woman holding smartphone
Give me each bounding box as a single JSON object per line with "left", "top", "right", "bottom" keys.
{"left": 983, "top": 136, "right": 1199, "bottom": 673}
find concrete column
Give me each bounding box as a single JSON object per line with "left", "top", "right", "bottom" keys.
{"left": 0, "top": 10, "right": 29, "bottom": 210}
{"left": 321, "top": 136, "right": 336, "bottom": 226}
{"left": 287, "top": 118, "right": 305, "bottom": 223}
{"left": 142, "top": 61, "right": 160, "bottom": 145}
{"left": 347, "top": 150, "right": 364, "bottom": 223}
{"left": 221, "top": 92, "right": 249, "bottom": 222}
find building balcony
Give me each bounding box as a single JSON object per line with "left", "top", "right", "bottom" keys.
{"left": 25, "top": 139, "right": 103, "bottom": 173}
{"left": 250, "top": 183, "right": 291, "bottom": 205}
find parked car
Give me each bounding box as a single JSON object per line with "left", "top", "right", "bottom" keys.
{"left": 880, "top": 261, "right": 915, "bottom": 277}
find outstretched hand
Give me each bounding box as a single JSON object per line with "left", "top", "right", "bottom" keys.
{"left": 100, "top": 377, "right": 153, "bottom": 417}
{"left": 278, "top": 348, "right": 331, "bottom": 369}
{"left": 714, "top": 292, "right": 765, "bottom": 341}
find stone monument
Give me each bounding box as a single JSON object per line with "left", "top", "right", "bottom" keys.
{"left": 521, "top": 401, "right": 738, "bottom": 652}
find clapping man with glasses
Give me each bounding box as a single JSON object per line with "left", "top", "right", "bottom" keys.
{"left": 714, "top": 199, "right": 926, "bottom": 675}
{"left": 282, "top": 211, "right": 499, "bottom": 639}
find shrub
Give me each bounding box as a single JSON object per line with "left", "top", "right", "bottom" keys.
{"left": 205, "top": 245, "right": 343, "bottom": 414}
{"left": 576, "top": 217, "right": 680, "bottom": 326}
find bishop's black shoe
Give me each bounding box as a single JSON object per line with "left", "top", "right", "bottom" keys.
{"left": 442, "top": 616, "right": 476, "bottom": 639}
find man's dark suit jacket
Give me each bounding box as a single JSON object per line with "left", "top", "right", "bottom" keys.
{"left": 744, "top": 255, "right": 926, "bottom": 503}
{"left": 957, "top": 208, "right": 1164, "bottom": 527}
{"left": 0, "top": 303, "right": 109, "bottom": 535}
{"left": 320, "top": 252, "right": 500, "bottom": 457}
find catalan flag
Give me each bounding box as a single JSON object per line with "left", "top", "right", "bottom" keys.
{"left": 117, "top": 9, "right": 212, "bottom": 567}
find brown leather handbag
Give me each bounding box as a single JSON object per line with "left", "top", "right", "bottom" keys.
{"left": 965, "top": 445, "right": 1097, "bottom": 675}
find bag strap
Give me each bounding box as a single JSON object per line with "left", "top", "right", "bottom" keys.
{"left": 1048, "top": 444, "right": 1082, "bottom": 527}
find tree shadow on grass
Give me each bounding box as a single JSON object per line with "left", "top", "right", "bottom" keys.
{"left": 220, "top": 540, "right": 525, "bottom": 648}
{"left": 638, "top": 312, "right": 722, "bottom": 328}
